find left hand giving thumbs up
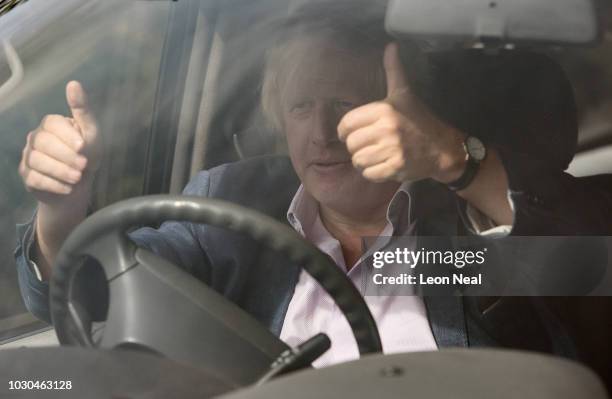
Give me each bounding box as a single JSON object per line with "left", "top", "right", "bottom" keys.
{"left": 337, "top": 42, "right": 467, "bottom": 184}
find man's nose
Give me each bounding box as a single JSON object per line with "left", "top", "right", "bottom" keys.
{"left": 311, "top": 103, "right": 340, "bottom": 146}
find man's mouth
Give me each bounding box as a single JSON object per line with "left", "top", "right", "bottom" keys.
{"left": 311, "top": 160, "right": 351, "bottom": 173}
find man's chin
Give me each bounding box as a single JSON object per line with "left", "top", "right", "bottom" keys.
{"left": 310, "top": 161, "right": 352, "bottom": 176}
{"left": 304, "top": 165, "right": 364, "bottom": 203}
{"left": 307, "top": 162, "right": 355, "bottom": 185}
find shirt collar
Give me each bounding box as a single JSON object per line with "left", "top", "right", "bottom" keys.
{"left": 387, "top": 181, "right": 412, "bottom": 232}
{"left": 286, "top": 182, "right": 412, "bottom": 237}
{"left": 286, "top": 185, "right": 318, "bottom": 237}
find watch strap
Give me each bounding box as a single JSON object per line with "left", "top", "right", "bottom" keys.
{"left": 446, "top": 157, "right": 480, "bottom": 191}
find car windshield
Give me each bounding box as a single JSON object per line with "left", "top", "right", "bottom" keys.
{"left": 1, "top": 0, "right": 611, "bottom": 392}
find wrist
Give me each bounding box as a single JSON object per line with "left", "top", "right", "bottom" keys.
{"left": 432, "top": 127, "right": 468, "bottom": 184}
{"left": 36, "top": 179, "right": 92, "bottom": 259}
{"left": 38, "top": 174, "right": 94, "bottom": 211}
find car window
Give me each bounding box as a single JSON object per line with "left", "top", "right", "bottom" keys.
{"left": 569, "top": 144, "right": 612, "bottom": 176}
{"left": 0, "top": 0, "right": 171, "bottom": 343}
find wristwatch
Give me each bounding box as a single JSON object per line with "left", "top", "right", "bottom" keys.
{"left": 446, "top": 135, "right": 487, "bottom": 191}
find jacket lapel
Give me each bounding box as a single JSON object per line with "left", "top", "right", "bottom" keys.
{"left": 405, "top": 179, "right": 469, "bottom": 348}
{"left": 423, "top": 296, "right": 468, "bottom": 348}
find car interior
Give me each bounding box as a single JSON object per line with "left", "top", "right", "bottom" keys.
{"left": 0, "top": 0, "right": 611, "bottom": 398}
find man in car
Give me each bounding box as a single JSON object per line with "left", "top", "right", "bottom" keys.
{"left": 14, "top": 1, "right": 607, "bottom": 365}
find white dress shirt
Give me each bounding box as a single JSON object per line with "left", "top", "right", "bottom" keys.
{"left": 280, "top": 184, "right": 438, "bottom": 368}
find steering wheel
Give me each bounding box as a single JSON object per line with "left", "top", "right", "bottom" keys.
{"left": 50, "top": 195, "right": 382, "bottom": 385}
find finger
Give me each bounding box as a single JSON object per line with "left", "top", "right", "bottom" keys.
{"left": 338, "top": 102, "right": 393, "bottom": 141}
{"left": 31, "top": 130, "right": 88, "bottom": 170}
{"left": 351, "top": 144, "right": 396, "bottom": 169}
{"left": 345, "top": 121, "right": 404, "bottom": 154}
{"left": 23, "top": 169, "right": 73, "bottom": 195}
{"left": 40, "top": 115, "right": 84, "bottom": 152}
{"left": 362, "top": 156, "right": 403, "bottom": 182}
{"left": 27, "top": 150, "right": 83, "bottom": 185}
{"left": 19, "top": 132, "right": 35, "bottom": 179}
{"left": 66, "top": 80, "right": 97, "bottom": 132}
{"left": 344, "top": 124, "right": 384, "bottom": 153}
{"left": 384, "top": 42, "right": 410, "bottom": 97}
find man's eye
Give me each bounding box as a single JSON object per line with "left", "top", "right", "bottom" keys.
{"left": 290, "top": 101, "right": 313, "bottom": 114}
{"left": 335, "top": 100, "right": 355, "bottom": 112}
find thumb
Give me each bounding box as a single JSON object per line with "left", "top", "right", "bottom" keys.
{"left": 66, "top": 80, "right": 96, "bottom": 133}
{"left": 384, "top": 42, "right": 410, "bottom": 98}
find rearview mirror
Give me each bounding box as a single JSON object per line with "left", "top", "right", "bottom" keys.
{"left": 385, "top": 0, "right": 600, "bottom": 48}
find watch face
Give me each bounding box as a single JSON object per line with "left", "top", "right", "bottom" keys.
{"left": 466, "top": 136, "right": 487, "bottom": 161}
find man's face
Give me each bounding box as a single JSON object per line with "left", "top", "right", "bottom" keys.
{"left": 282, "top": 40, "right": 399, "bottom": 214}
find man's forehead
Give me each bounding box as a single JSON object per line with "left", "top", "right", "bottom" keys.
{"left": 281, "top": 42, "right": 378, "bottom": 98}
{"left": 287, "top": 74, "right": 368, "bottom": 98}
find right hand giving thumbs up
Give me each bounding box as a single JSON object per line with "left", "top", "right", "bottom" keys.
{"left": 19, "top": 80, "right": 102, "bottom": 204}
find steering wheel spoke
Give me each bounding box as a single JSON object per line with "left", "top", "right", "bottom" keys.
{"left": 83, "top": 230, "right": 139, "bottom": 280}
